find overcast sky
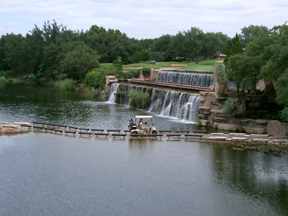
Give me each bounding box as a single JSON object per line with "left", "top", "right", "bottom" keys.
{"left": 0, "top": 0, "right": 287, "bottom": 38}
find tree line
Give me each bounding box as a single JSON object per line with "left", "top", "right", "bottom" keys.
{"left": 0, "top": 20, "right": 229, "bottom": 83}
{"left": 224, "top": 24, "right": 288, "bottom": 121}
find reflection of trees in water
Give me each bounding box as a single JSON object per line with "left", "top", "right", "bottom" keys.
{"left": 0, "top": 85, "right": 94, "bottom": 125}
{"left": 128, "top": 139, "right": 156, "bottom": 153}
{"left": 211, "top": 146, "right": 288, "bottom": 215}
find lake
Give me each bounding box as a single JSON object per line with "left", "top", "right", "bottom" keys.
{"left": 0, "top": 85, "right": 287, "bottom": 216}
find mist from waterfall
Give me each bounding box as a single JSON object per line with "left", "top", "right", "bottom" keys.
{"left": 158, "top": 70, "right": 214, "bottom": 88}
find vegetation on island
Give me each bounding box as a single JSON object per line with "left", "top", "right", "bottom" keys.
{"left": 128, "top": 90, "right": 150, "bottom": 109}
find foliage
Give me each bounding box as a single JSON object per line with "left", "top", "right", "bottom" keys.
{"left": 85, "top": 70, "right": 105, "bottom": 90}
{"left": 224, "top": 34, "right": 243, "bottom": 59}
{"left": 85, "top": 64, "right": 118, "bottom": 90}
{"left": 0, "top": 76, "right": 8, "bottom": 89}
{"left": 128, "top": 91, "right": 150, "bottom": 109}
{"left": 280, "top": 107, "right": 288, "bottom": 122}
{"left": 275, "top": 70, "right": 288, "bottom": 106}
{"left": 142, "top": 68, "right": 151, "bottom": 77}
{"left": 112, "top": 57, "right": 125, "bottom": 79}
{"left": 53, "top": 79, "right": 75, "bottom": 92}
{"left": 0, "top": 21, "right": 230, "bottom": 83}
{"left": 58, "top": 41, "right": 99, "bottom": 80}
{"left": 224, "top": 23, "right": 288, "bottom": 121}
{"left": 223, "top": 98, "right": 237, "bottom": 114}
{"left": 225, "top": 54, "right": 262, "bottom": 94}
{"left": 126, "top": 69, "right": 141, "bottom": 79}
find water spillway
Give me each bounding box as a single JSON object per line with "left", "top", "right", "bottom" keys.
{"left": 157, "top": 70, "right": 214, "bottom": 88}
{"left": 106, "top": 83, "right": 119, "bottom": 104}
{"left": 108, "top": 83, "right": 201, "bottom": 123}
{"left": 149, "top": 89, "right": 200, "bottom": 123}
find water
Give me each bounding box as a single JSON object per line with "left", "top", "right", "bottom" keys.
{"left": 115, "top": 84, "right": 201, "bottom": 123}
{"left": 106, "top": 83, "right": 119, "bottom": 104}
{"left": 149, "top": 89, "right": 200, "bottom": 123}
{"left": 157, "top": 70, "right": 214, "bottom": 88}
{"left": 0, "top": 85, "right": 288, "bottom": 216}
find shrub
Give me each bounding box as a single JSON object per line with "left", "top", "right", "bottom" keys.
{"left": 276, "top": 70, "right": 288, "bottom": 106}
{"left": 0, "top": 76, "right": 8, "bottom": 89}
{"left": 85, "top": 70, "right": 105, "bottom": 90}
{"left": 223, "top": 98, "right": 237, "bottom": 114}
{"left": 142, "top": 67, "right": 151, "bottom": 77}
{"left": 280, "top": 107, "right": 288, "bottom": 122}
{"left": 128, "top": 90, "right": 150, "bottom": 109}
{"left": 53, "top": 79, "right": 75, "bottom": 92}
{"left": 127, "top": 69, "right": 141, "bottom": 79}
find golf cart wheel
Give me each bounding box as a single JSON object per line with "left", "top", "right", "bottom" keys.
{"left": 152, "top": 131, "right": 157, "bottom": 135}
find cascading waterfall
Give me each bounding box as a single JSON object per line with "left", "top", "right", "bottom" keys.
{"left": 148, "top": 88, "right": 200, "bottom": 123}
{"left": 157, "top": 70, "right": 214, "bottom": 88}
{"left": 107, "top": 83, "right": 119, "bottom": 104}
{"left": 108, "top": 83, "right": 201, "bottom": 123}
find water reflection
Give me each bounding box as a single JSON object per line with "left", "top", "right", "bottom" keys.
{"left": 211, "top": 145, "right": 288, "bottom": 215}
{"left": 128, "top": 138, "right": 156, "bottom": 153}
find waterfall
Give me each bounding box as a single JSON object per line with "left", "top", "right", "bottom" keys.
{"left": 107, "top": 83, "right": 119, "bottom": 104}
{"left": 148, "top": 88, "right": 201, "bottom": 123}
{"left": 111, "top": 83, "right": 201, "bottom": 123}
{"left": 157, "top": 70, "right": 214, "bottom": 88}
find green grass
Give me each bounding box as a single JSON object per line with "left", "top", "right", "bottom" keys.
{"left": 123, "top": 59, "right": 218, "bottom": 73}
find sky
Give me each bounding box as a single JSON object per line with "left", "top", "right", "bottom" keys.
{"left": 0, "top": 0, "right": 287, "bottom": 38}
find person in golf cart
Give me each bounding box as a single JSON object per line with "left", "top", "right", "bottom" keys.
{"left": 128, "top": 115, "right": 157, "bottom": 135}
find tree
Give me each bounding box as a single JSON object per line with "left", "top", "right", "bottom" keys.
{"left": 226, "top": 54, "right": 261, "bottom": 95}
{"left": 59, "top": 42, "right": 99, "bottom": 80}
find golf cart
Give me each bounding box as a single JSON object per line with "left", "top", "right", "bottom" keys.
{"left": 128, "top": 115, "right": 158, "bottom": 135}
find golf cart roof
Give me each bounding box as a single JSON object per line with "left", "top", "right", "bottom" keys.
{"left": 135, "top": 115, "right": 153, "bottom": 119}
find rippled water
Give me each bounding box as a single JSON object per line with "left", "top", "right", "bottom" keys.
{"left": 0, "top": 85, "right": 287, "bottom": 216}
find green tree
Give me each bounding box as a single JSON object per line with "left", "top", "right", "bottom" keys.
{"left": 59, "top": 42, "right": 99, "bottom": 80}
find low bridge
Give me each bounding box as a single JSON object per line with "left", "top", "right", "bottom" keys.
{"left": 119, "top": 80, "right": 214, "bottom": 93}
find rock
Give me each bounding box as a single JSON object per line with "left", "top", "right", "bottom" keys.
{"left": 267, "top": 120, "right": 287, "bottom": 138}
{"left": 0, "top": 123, "right": 29, "bottom": 135}
{"left": 213, "top": 122, "right": 241, "bottom": 131}
{"left": 199, "top": 120, "right": 209, "bottom": 127}
{"left": 230, "top": 137, "right": 248, "bottom": 142}
{"left": 243, "top": 126, "right": 266, "bottom": 134}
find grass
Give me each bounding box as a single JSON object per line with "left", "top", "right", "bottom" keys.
{"left": 123, "top": 59, "right": 218, "bottom": 73}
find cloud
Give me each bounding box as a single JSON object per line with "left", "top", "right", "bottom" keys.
{"left": 0, "top": 0, "right": 287, "bottom": 38}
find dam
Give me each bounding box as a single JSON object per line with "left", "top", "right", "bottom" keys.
{"left": 109, "top": 69, "right": 213, "bottom": 123}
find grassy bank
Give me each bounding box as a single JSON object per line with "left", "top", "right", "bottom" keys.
{"left": 124, "top": 59, "right": 218, "bottom": 72}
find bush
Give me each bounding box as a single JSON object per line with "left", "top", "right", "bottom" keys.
{"left": 53, "top": 79, "right": 75, "bottom": 92}
{"left": 127, "top": 69, "right": 141, "bottom": 79}
{"left": 85, "top": 70, "right": 105, "bottom": 90}
{"left": 280, "top": 107, "right": 288, "bottom": 122}
{"left": 142, "top": 68, "right": 151, "bottom": 77}
{"left": 276, "top": 70, "right": 288, "bottom": 106}
{"left": 85, "top": 64, "right": 118, "bottom": 90}
{"left": 223, "top": 98, "right": 237, "bottom": 114}
{"left": 0, "top": 76, "right": 8, "bottom": 89}
{"left": 128, "top": 91, "right": 150, "bottom": 109}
